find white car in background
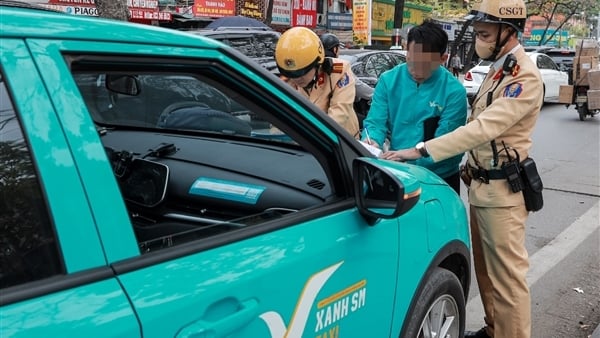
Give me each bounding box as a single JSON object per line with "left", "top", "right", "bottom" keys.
{"left": 463, "top": 52, "right": 569, "bottom": 105}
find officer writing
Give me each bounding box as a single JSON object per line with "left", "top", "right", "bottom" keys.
{"left": 275, "top": 27, "right": 360, "bottom": 138}
{"left": 384, "top": 0, "right": 544, "bottom": 337}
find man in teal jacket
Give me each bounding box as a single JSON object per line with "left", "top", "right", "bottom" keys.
{"left": 362, "top": 20, "right": 467, "bottom": 193}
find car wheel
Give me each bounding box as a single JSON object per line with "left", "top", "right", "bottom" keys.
{"left": 542, "top": 85, "right": 546, "bottom": 104}
{"left": 400, "top": 267, "right": 465, "bottom": 338}
{"left": 577, "top": 103, "right": 588, "bottom": 121}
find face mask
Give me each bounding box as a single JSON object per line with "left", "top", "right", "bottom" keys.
{"left": 475, "top": 39, "right": 497, "bottom": 60}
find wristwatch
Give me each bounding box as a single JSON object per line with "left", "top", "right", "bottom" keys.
{"left": 416, "top": 142, "right": 430, "bottom": 158}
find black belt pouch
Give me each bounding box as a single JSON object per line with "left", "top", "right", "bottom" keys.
{"left": 520, "top": 158, "right": 544, "bottom": 211}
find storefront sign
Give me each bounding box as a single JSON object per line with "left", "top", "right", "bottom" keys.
{"left": 193, "top": 0, "right": 235, "bottom": 17}
{"left": 352, "top": 0, "right": 370, "bottom": 45}
{"left": 130, "top": 9, "right": 171, "bottom": 20}
{"left": 327, "top": 13, "right": 352, "bottom": 30}
{"left": 271, "top": 0, "right": 291, "bottom": 25}
{"left": 239, "top": 0, "right": 263, "bottom": 19}
{"left": 41, "top": 3, "right": 97, "bottom": 15}
{"left": 291, "top": 0, "right": 316, "bottom": 27}
{"left": 127, "top": 0, "right": 159, "bottom": 8}
{"left": 525, "top": 29, "right": 569, "bottom": 47}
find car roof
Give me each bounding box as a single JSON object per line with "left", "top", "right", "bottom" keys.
{"left": 339, "top": 49, "right": 402, "bottom": 56}
{"left": 0, "top": 1, "right": 222, "bottom": 49}
{"left": 187, "top": 28, "right": 280, "bottom": 37}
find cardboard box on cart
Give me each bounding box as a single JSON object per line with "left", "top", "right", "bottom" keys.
{"left": 559, "top": 85, "right": 574, "bottom": 104}
{"left": 587, "top": 69, "right": 600, "bottom": 90}
{"left": 573, "top": 56, "right": 599, "bottom": 86}
{"left": 574, "top": 39, "right": 600, "bottom": 57}
{"left": 587, "top": 90, "right": 600, "bottom": 110}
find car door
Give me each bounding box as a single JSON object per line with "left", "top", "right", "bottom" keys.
{"left": 39, "top": 40, "right": 401, "bottom": 338}
{"left": 535, "top": 54, "right": 567, "bottom": 100}
{"left": 0, "top": 39, "right": 140, "bottom": 337}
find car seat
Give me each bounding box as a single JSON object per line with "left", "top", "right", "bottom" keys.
{"left": 157, "top": 101, "right": 252, "bottom": 136}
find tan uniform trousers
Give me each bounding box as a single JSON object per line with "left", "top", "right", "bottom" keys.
{"left": 470, "top": 204, "right": 530, "bottom": 338}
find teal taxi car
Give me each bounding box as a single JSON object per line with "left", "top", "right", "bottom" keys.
{"left": 0, "top": 2, "right": 470, "bottom": 337}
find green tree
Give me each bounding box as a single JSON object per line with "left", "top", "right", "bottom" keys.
{"left": 525, "top": 0, "right": 600, "bottom": 45}
{"left": 95, "top": 0, "right": 129, "bottom": 21}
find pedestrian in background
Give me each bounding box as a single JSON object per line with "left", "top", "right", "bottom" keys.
{"left": 275, "top": 27, "right": 359, "bottom": 138}
{"left": 361, "top": 20, "right": 467, "bottom": 194}
{"left": 383, "top": 0, "right": 544, "bottom": 336}
{"left": 451, "top": 53, "right": 462, "bottom": 77}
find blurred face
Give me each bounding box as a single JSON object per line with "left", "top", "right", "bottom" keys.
{"left": 288, "top": 68, "right": 317, "bottom": 88}
{"left": 406, "top": 42, "right": 447, "bottom": 83}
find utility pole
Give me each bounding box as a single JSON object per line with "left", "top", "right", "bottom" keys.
{"left": 597, "top": 15, "right": 600, "bottom": 40}
{"left": 393, "top": 0, "right": 406, "bottom": 47}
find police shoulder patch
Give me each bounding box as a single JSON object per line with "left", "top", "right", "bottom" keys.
{"left": 503, "top": 82, "right": 523, "bottom": 98}
{"left": 336, "top": 73, "right": 350, "bottom": 88}
{"left": 332, "top": 62, "right": 344, "bottom": 73}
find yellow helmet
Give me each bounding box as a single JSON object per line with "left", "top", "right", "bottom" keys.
{"left": 275, "top": 27, "right": 325, "bottom": 78}
{"left": 465, "top": 0, "right": 527, "bottom": 32}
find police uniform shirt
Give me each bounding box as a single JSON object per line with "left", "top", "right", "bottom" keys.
{"left": 287, "top": 58, "right": 360, "bottom": 138}
{"left": 426, "top": 45, "right": 543, "bottom": 207}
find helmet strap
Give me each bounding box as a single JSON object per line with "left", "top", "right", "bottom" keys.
{"left": 302, "top": 66, "right": 319, "bottom": 92}
{"left": 488, "top": 24, "right": 512, "bottom": 61}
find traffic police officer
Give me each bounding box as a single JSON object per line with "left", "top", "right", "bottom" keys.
{"left": 382, "top": 0, "right": 543, "bottom": 337}
{"left": 320, "top": 33, "right": 374, "bottom": 129}
{"left": 275, "top": 27, "right": 360, "bottom": 138}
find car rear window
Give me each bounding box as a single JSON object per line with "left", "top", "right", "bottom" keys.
{"left": 545, "top": 50, "right": 575, "bottom": 66}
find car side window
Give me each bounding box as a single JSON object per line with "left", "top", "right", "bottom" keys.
{"left": 0, "top": 73, "right": 63, "bottom": 289}
{"left": 372, "top": 54, "right": 395, "bottom": 78}
{"left": 537, "top": 55, "right": 557, "bottom": 70}
{"left": 71, "top": 61, "right": 334, "bottom": 254}
{"left": 391, "top": 54, "right": 405, "bottom": 66}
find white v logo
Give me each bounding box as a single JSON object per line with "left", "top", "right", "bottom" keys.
{"left": 259, "top": 261, "right": 343, "bottom": 338}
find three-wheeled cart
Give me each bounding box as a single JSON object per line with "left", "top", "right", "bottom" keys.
{"left": 562, "top": 39, "right": 600, "bottom": 121}
{"left": 572, "top": 84, "right": 600, "bottom": 121}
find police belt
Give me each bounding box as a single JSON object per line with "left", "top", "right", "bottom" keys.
{"left": 468, "top": 165, "right": 506, "bottom": 183}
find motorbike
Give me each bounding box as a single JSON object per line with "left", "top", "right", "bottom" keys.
{"left": 572, "top": 84, "right": 600, "bottom": 121}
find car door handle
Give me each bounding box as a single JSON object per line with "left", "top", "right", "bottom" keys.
{"left": 176, "top": 298, "right": 259, "bottom": 338}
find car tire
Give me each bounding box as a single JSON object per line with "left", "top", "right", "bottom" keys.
{"left": 400, "top": 267, "right": 465, "bottom": 338}
{"left": 577, "top": 103, "right": 588, "bottom": 121}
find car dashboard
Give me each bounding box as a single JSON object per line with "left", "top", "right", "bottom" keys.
{"left": 100, "top": 130, "right": 332, "bottom": 252}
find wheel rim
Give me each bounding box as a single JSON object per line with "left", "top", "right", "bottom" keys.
{"left": 418, "top": 294, "right": 460, "bottom": 338}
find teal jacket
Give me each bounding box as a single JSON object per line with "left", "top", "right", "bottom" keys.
{"left": 362, "top": 64, "right": 467, "bottom": 179}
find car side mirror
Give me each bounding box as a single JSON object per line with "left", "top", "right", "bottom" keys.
{"left": 353, "top": 158, "right": 420, "bottom": 224}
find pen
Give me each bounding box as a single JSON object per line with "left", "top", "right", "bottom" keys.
{"left": 364, "top": 128, "right": 372, "bottom": 144}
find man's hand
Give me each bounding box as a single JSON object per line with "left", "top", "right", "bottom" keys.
{"left": 380, "top": 148, "right": 421, "bottom": 161}
{"left": 362, "top": 139, "right": 380, "bottom": 148}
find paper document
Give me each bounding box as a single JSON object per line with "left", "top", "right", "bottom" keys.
{"left": 359, "top": 141, "right": 382, "bottom": 157}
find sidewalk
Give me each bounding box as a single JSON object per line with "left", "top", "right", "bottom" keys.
{"left": 593, "top": 324, "right": 600, "bottom": 338}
